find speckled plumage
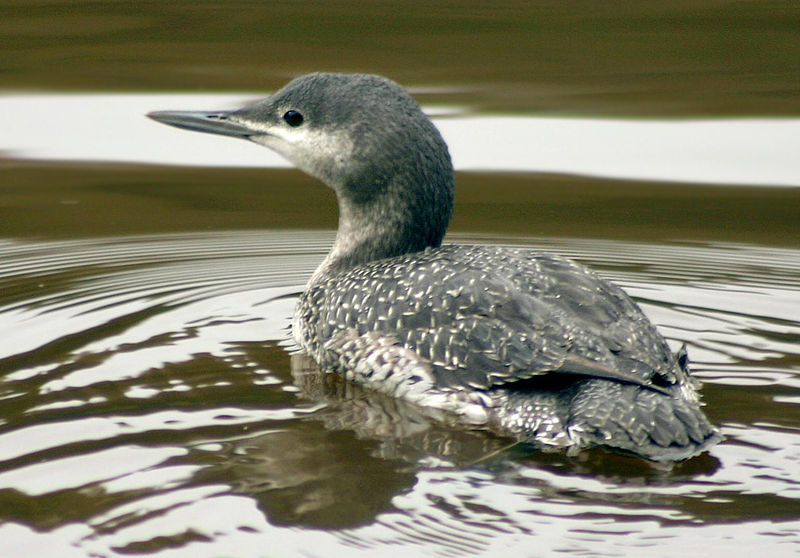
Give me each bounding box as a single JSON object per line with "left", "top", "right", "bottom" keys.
{"left": 295, "top": 244, "right": 718, "bottom": 460}
{"left": 149, "top": 72, "right": 720, "bottom": 461}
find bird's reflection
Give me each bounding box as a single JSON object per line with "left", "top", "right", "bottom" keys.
{"left": 187, "top": 350, "right": 719, "bottom": 530}
{"left": 188, "top": 353, "right": 511, "bottom": 529}
{"left": 289, "top": 354, "right": 515, "bottom": 463}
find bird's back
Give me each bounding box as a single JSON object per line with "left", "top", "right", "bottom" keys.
{"left": 298, "top": 244, "right": 674, "bottom": 390}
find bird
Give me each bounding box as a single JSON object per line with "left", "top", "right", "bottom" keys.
{"left": 148, "top": 72, "right": 720, "bottom": 462}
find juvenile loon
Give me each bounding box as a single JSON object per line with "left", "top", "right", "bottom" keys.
{"left": 148, "top": 73, "right": 720, "bottom": 461}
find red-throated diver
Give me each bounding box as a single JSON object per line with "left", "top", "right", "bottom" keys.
{"left": 147, "top": 73, "right": 720, "bottom": 461}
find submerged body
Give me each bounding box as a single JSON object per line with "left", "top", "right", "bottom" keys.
{"left": 148, "top": 73, "right": 720, "bottom": 461}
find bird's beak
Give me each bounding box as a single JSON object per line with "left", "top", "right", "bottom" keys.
{"left": 146, "top": 110, "right": 257, "bottom": 138}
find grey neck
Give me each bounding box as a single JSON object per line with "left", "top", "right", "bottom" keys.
{"left": 311, "top": 164, "right": 454, "bottom": 283}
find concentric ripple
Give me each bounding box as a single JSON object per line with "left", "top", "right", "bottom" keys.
{"left": 0, "top": 231, "right": 799, "bottom": 557}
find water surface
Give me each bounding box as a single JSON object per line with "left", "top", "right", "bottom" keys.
{"left": 1, "top": 230, "right": 799, "bottom": 557}
{"left": 3, "top": 93, "right": 800, "bottom": 187}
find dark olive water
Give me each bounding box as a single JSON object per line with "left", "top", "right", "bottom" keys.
{"left": 2, "top": 2, "right": 800, "bottom": 557}
{"left": 1, "top": 229, "right": 799, "bottom": 556}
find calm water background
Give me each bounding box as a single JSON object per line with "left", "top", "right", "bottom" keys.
{"left": 2, "top": 2, "right": 800, "bottom": 557}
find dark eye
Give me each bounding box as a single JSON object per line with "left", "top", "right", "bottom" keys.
{"left": 283, "top": 110, "right": 304, "bottom": 127}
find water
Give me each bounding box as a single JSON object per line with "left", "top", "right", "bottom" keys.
{"left": 1, "top": 230, "right": 799, "bottom": 556}
{"left": 3, "top": 1, "right": 800, "bottom": 556}
{"left": 4, "top": 93, "right": 800, "bottom": 187}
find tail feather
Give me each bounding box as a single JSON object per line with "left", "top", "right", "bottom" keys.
{"left": 493, "top": 370, "right": 720, "bottom": 462}
{"left": 567, "top": 378, "right": 719, "bottom": 461}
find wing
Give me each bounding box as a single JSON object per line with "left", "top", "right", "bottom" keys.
{"left": 302, "top": 245, "right": 679, "bottom": 393}
{"left": 470, "top": 246, "right": 679, "bottom": 384}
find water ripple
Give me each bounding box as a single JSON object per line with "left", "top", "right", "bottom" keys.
{"left": 0, "top": 231, "right": 799, "bottom": 557}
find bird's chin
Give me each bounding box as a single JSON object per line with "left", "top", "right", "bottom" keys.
{"left": 248, "top": 133, "right": 290, "bottom": 156}
{"left": 250, "top": 131, "right": 287, "bottom": 147}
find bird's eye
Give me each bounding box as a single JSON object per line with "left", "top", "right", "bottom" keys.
{"left": 283, "top": 110, "right": 304, "bottom": 127}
